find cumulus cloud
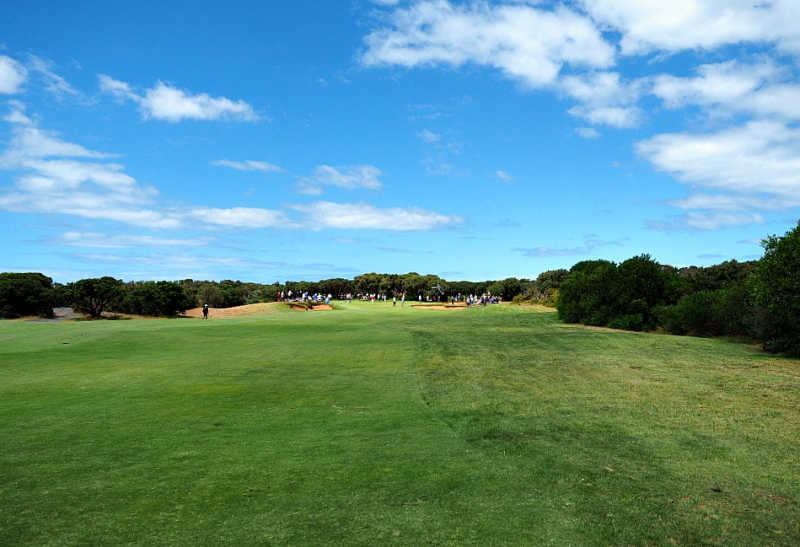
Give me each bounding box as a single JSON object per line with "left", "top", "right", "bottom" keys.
{"left": 561, "top": 71, "right": 644, "bottom": 127}
{"left": 297, "top": 165, "right": 383, "bottom": 195}
{"left": 211, "top": 159, "right": 283, "bottom": 172}
{"left": 0, "top": 102, "right": 178, "bottom": 228}
{"left": 1, "top": 104, "right": 461, "bottom": 234}
{"left": 362, "top": 0, "right": 614, "bottom": 88}
{"left": 294, "top": 201, "right": 462, "bottom": 230}
{"left": 0, "top": 55, "right": 27, "bottom": 94}
{"left": 99, "top": 74, "right": 258, "bottom": 122}
{"left": 649, "top": 60, "right": 800, "bottom": 121}
{"left": 579, "top": 0, "right": 800, "bottom": 56}
{"left": 639, "top": 120, "right": 800, "bottom": 229}
{"left": 637, "top": 120, "right": 800, "bottom": 199}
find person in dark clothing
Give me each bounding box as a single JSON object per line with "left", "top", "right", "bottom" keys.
{"left": 202, "top": 303, "right": 209, "bottom": 320}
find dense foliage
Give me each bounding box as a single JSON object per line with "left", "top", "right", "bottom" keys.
{"left": 117, "top": 281, "right": 196, "bottom": 317}
{"left": 72, "top": 277, "right": 126, "bottom": 318}
{"left": 0, "top": 272, "right": 54, "bottom": 318}
{"left": 553, "top": 220, "right": 800, "bottom": 355}
{"left": 752, "top": 221, "right": 800, "bottom": 355}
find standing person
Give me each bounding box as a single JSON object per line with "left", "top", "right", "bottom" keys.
{"left": 392, "top": 295, "right": 396, "bottom": 307}
{"left": 202, "top": 303, "right": 209, "bottom": 320}
{"left": 401, "top": 293, "right": 405, "bottom": 306}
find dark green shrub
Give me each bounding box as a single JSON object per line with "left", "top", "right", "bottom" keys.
{"left": 0, "top": 272, "right": 54, "bottom": 318}
{"left": 557, "top": 260, "right": 621, "bottom": 325}
{"left": 118, "top": 281, "right": 194, "bottom": 316}
{"left": 608, "top": 313, "right": 645, "bottom": 331}
{"left": 752, "top": 220, "right": 800, "bottom": 355}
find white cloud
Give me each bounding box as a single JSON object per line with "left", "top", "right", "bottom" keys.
{"left": 649, "top": 59, "right": 800, "bottom": 121}
{"left": 639, "top": 120, "right": 800, "bottom": 229}
{"left": 580, "top": 0, "right": 800, "bottom": 56}
{"left": 417, "top": 128, "right": 441, "bottom": 143}
{"left": 294, "top": 201, "right": 462, "bottom": 230}
{"left": 637, "top": 120, "right": 800, "bottom": 199}
{"left": 651, "top": 60, "right": 778, "bottom": 108}
{"left": 99, "top": 75, "right": 258, "bottom": 122}
{"left": 652, "top": 59, "right": 800, "bottom": 120}
{"left": 668, "top": 194, "right": 797, "bottom": 212}
{"left": 568, "top": 105, "right": 641, "bottom": 128}
{"left": 98, "top": 74, "right": 137, "bottom": 101}
{"left": 560, "top": 71, "right": 645, "bottom": 127}
{"left": 211, "top": 159, "right": 283, "bottom": 172}
{"left": 189, "top": 207, "right": 290, "bottom": 228}
{"left": 297, "top": 165, "right": 383, "bottom": 195}
{"left": 0, "top": 103, "right": 178, "bottom": 228}
{"left": 575, "top": 126, "right": 600, "bottom": 138}
{"left": 0, "top": 55, "right": 27, "bottom": 94}
{"left": 647, "top": 212, "right": 766, "bottom": 231}
{"left": 362, "top": 0, "right": 614, "bottom": 88}
{"left": 59, "top": 232, "right": 209, "bottom": 248}
{"left": 495, "top": 169, "right": 513, "bottom": 181}
{"left": 28, "top": 55, "right": 78, "bottom": 97}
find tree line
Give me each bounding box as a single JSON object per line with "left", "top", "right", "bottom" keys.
{"left": 555, "top": 220, "right": 800, "bottom": 356}
{"left": 1, "top": 220, "right": 797, "bottom": 355}
{"left": 0, "top": 272, "right": 541, "bottom": 319}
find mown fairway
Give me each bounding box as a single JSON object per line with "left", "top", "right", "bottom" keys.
{"left": 1, "top": 303, "right": 798, "bottom": 545}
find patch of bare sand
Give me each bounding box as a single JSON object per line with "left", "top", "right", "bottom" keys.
{"left": 183, "top": 302, "right": 283, "bottom": 319}
{"left": 288, "top": 303, "right": 333, "bottom": 311}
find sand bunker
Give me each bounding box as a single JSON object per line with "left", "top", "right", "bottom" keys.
{"left": 184, "top": 302, "right": 282, "bottom": 319}
{"left": 411, "top": 305, "right": 465, "bottom": 310}
{"left": 288, "top": 303, "right": 333, "bottom": 311}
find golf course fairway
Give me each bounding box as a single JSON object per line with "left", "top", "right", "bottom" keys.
{"left": 1, "top": 303, "right": 798, "bottom": 545}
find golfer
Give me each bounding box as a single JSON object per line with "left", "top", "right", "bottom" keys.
{"left": 202, "top": 303, "right": 209, "bottom": 320}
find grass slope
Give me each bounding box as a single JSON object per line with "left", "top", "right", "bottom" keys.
{"left": 0, "top": 303, "right": 797, "bottom": 545}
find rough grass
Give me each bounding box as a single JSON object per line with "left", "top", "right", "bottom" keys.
{"left": 1, "top": 302, "right": 797, "bottom": 545}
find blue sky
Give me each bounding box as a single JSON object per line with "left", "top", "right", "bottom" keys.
{"left": 1, "top": 1, "right": 799, "bottom": 283}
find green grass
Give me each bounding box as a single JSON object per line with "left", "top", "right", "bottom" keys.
{"left": 1, "top": 303, "right": 798, "bottom": 545}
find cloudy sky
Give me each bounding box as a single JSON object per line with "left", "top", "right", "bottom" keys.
{"left": 1, "top": 1, "right": 799, "bottom": 282}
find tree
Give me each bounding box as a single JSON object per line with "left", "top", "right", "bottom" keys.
{"left": 0, "top": 272, "right": 54, "bottom": 318}
{"left": 615, "top": 254, "right": 681, "bottom": 330}
{"left": 557, "top": 260, "right": 621, "bottom": 325}
{"left": 752, "top": 220, "right": 800, "bottom": 355}
{"left": 119, "top": 281, "right": 194, "bottom": 316}
{"left": 73, "top": 277, "right": 124, "bottom": 318}
{"left": 487, "top": 277, "right": 522, "bottom": 300}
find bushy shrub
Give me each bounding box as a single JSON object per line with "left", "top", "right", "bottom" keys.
{"left": 752, "top": 221, "right": 800, "bottom": 355}
{"left": 656, "top": 282, "right": 753, "bottom": 337}
{"left": 557, "top": 260, "right": 621, "bottom": 325}
{"left": 118, "top": 281, "right": 194, "bottom": 316}
{"left": 0, "top": 272, "right": 54, "bottom": 318}
{"left": 608, "top": 313, "right": 645, "bottom": 331}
